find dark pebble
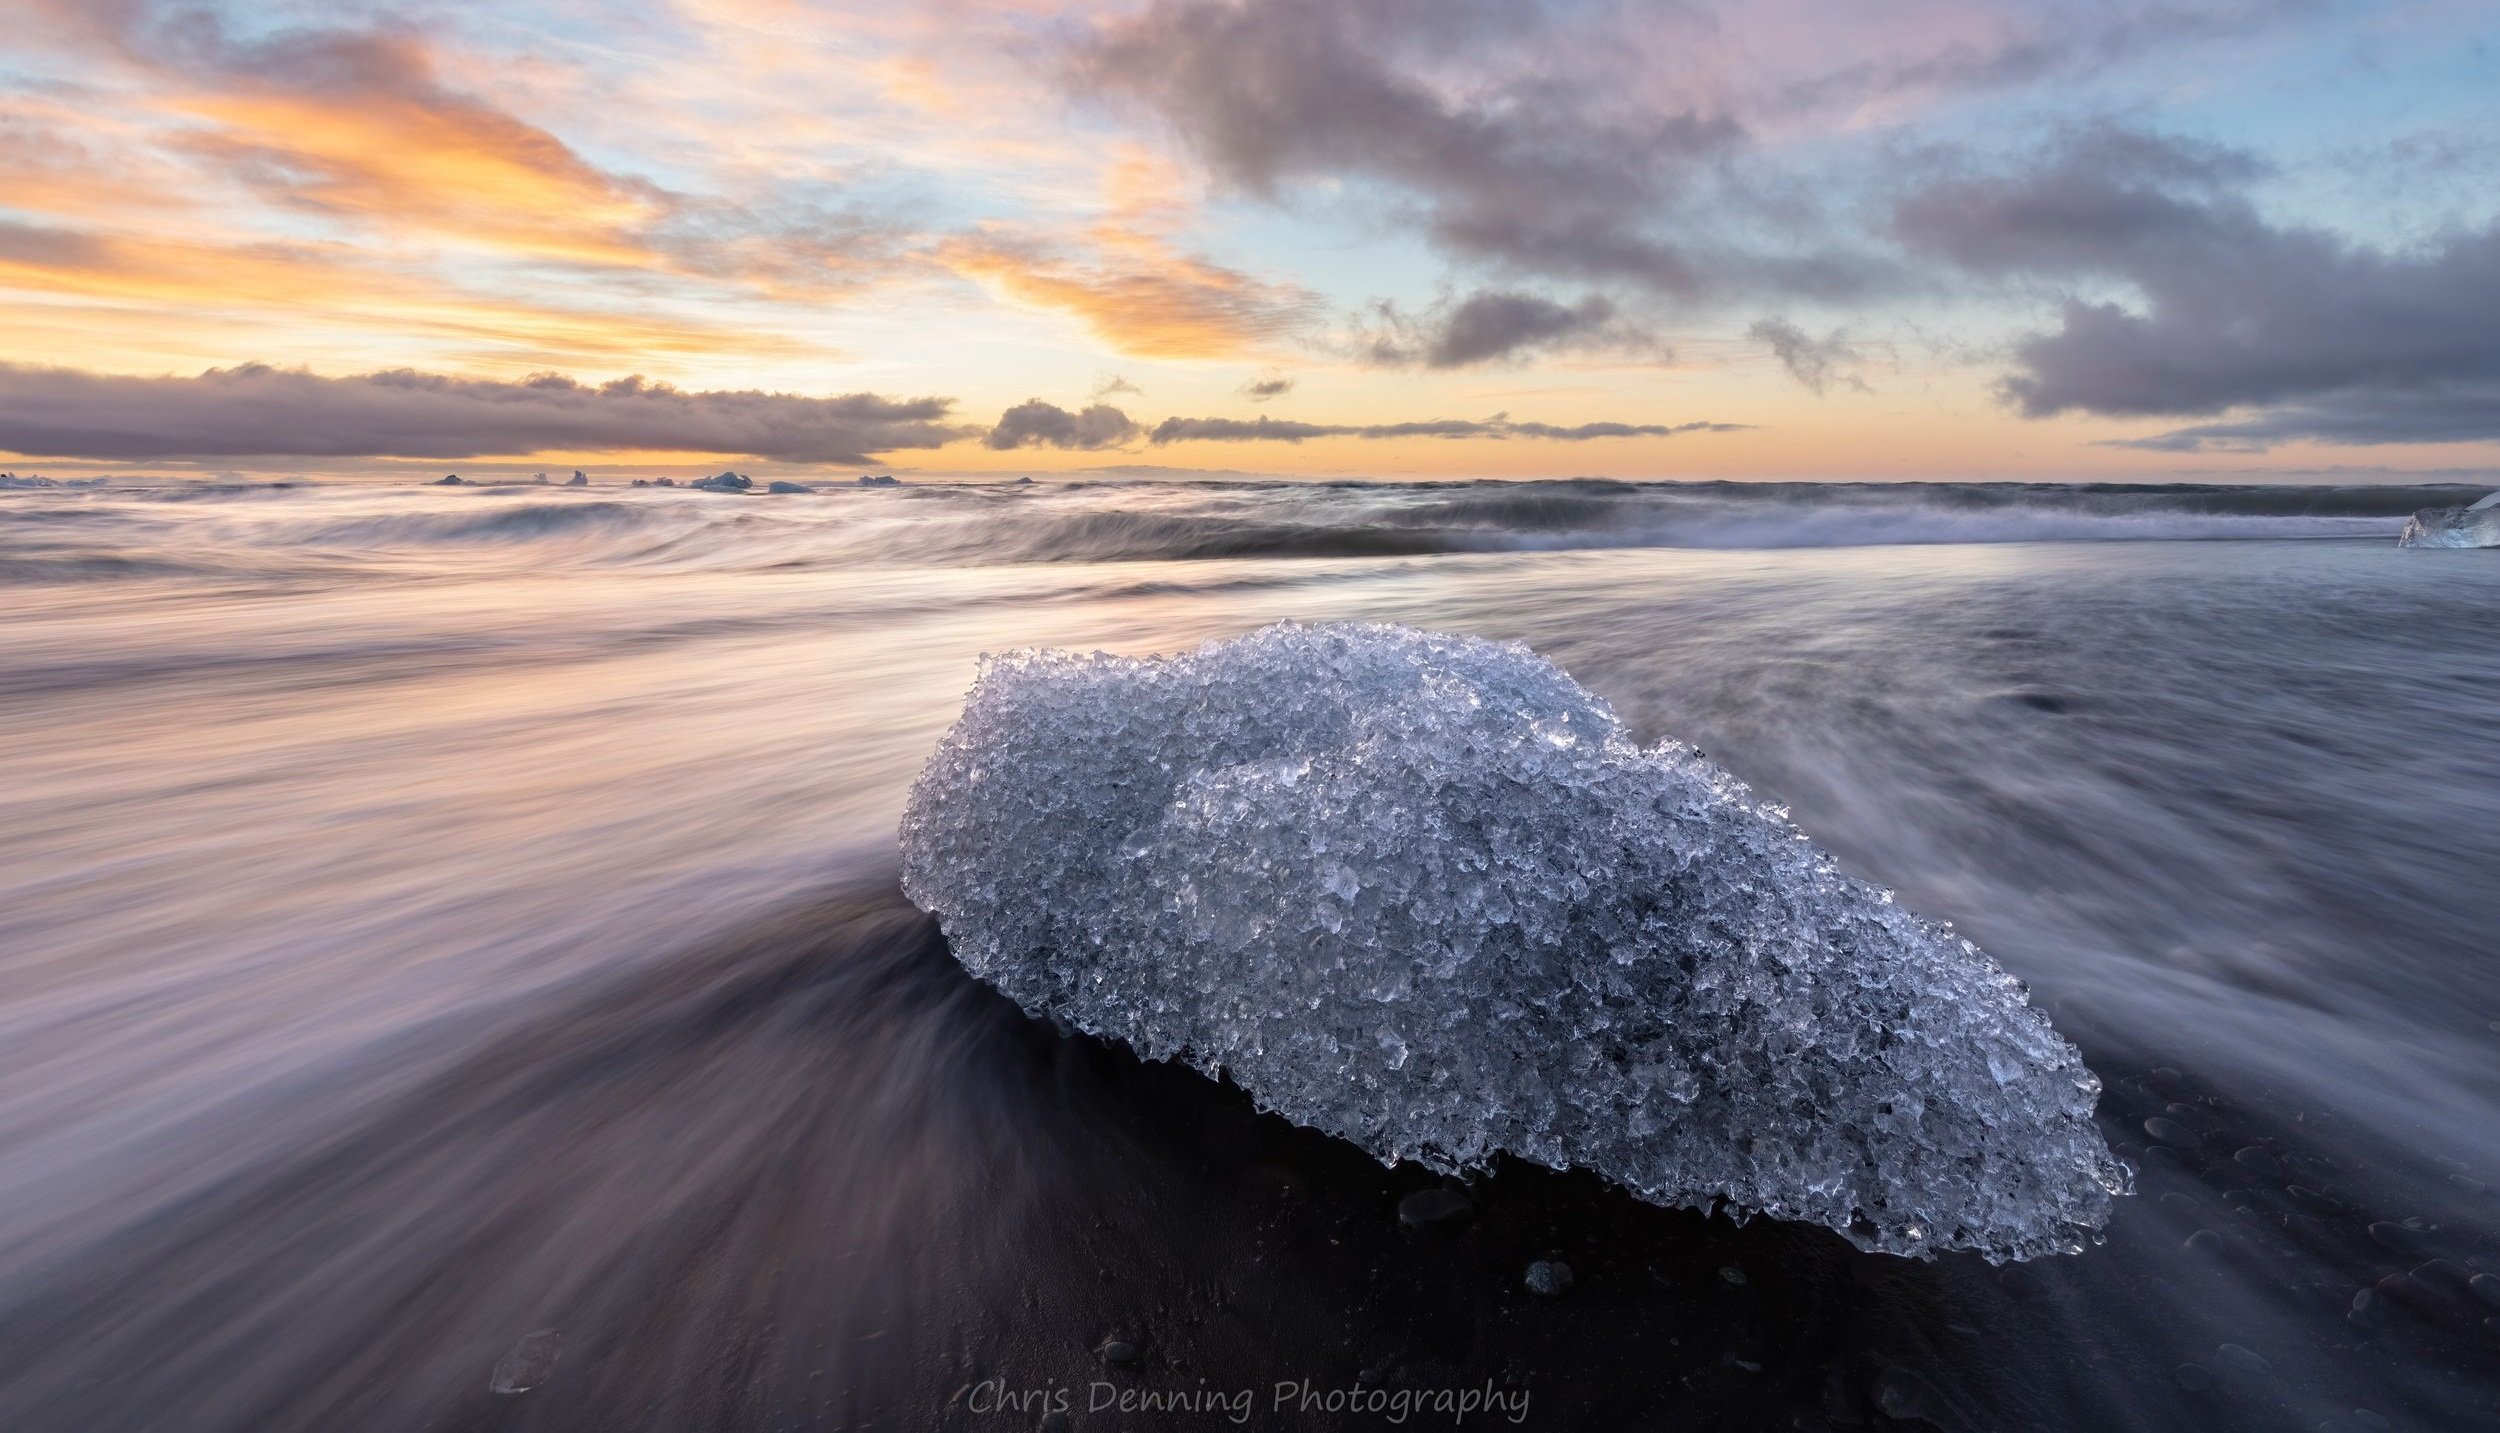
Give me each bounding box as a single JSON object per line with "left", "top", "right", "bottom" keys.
{"left": 2377, "top": 1272, "right": 2433, "bottom": 1308}
{"left": 1868, "top": 1368, "right": 1933, "bottom": 1420}
{"left": 2351, "top": 1412, "right": 2392, "bottom": 1432}
{"left": 2147, "top": 1067, "right": 2186, "bottom": 1092}
{"left": 2368, "top": 1221, "right": 2426, "bottom": 1254}
{"left": 2232, "top": 1147, "right": 2284, "bottom": 1177}
{"left": 2411, "top": 1258, "right": 2468, "bottom": 1291}
{"left": 2158, "top": 1192, "right": 2202, "bottom": 1216}
{"left": 2172, "top": 1362, "right": 2213, "bottom": 1393}
{"left": 1397, "top": 1187, "right": 1477, "bottom": 1232}
{"left": 2347, "top": 1288, "right": 2384, "bottom": 1329}
{"left": 2184, "top": 1229, "right": 2224, "bottom": 1253}
{"left": 2215, "top": 1343, "right": 2269, "bottom": 1377}
{"left": 1039, "top": 1414, "right": 1074, "bottom": 1433}
{"left": 2145, "top": 1145, "right": 2185, "bottom": 1165}
{"left": 1524, "top": 1260, "right": 1573, "bottom": 1297}
{"left": 2286, "top": 1185, "right": 2343, "bottom": 1212}
{"left": 1718, "top": 1264, "right": 1749, "bottom": 1287}
{"left": 2447, "top": 1173, "right": 2489, "bottom": 1195}
{"left": 1097, "top": 1339, "right": 1142, "bottom": 1366}
{"left": 2143, "top": 1117, "right": 2200, "bottom": 1147}
{"left": 2470, "top": 1272, "right": 2500, "bottom": 1309}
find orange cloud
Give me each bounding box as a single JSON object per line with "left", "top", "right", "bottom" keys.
{"left": 0, "top": 220, "right": 791, "bottom": 371}
{"left": 941, "top": 226, "right": 1319, "bottom": 359}
{"left": 175, "top": 92, "right": 658, "bottom": 267}
{"left": 125, "top": 26, "right": 661, "bottom": 268}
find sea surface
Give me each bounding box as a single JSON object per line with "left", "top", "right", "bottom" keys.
{"left": 1, "top": 475, "right": 2496, "bottom": 1431}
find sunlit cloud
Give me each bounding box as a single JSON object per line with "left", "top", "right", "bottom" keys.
{"left": 939, "top": 227, "right": 1321, "bottom": 359}
{"left": 983, "top": 398, "right": 1142, "bottom": 450}
{"left": 0, "top": 219, "right": 792, "bottom": 368}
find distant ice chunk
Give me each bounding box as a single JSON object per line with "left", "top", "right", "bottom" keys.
{"left": 489, "top": 1329, "right": 561, "bottom": 1394}
{"left": 901, "top": 623, "right": 2127, "bottom": 1261}
{"left": 2398, "top": 492, "right": 2500, "bottom": 547}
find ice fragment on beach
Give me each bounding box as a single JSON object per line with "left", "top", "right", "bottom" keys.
{"left": 2397, "top": 491, "right": 2500, "bottom": 547}
{"left": 900, "top": 622, "right": 2128, "bottom": 1261}
{"left": 489, "top": 1329, "right": 561, "bottom": 1394}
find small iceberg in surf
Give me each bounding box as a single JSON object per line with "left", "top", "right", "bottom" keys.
{"left": 900, "top": 623, "right": 2125, "bottom": 1261}
{"left": 2397, "top": 490, "right": 2500, "bottom": 549}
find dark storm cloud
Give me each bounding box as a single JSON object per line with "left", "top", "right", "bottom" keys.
{"left": 1359, "top": 291, "right": 1655, "bottom": 369}
{"left": 1240, "top": 374, "right": 1295, "bottom": 400}
{"left": 983, "top": 399, "right": 1143, "bottom": 450}
{"left": 0, "top": 363, "right": 962, "bottom": 463}
{"left": 1894, "top": 126, "right": 2500, "bottom": 446}
{"left": 1748, "top": 318, "right": 1870, "bottom": 395}
{"left": 1147, "top": 414, "right": 1745, "bottom": 444}
{"left": 2108, "top": 386, "right": 2500, "bottom": 451}
{"left": 1071, "top": 0, "right": 1796, "bottom": 299}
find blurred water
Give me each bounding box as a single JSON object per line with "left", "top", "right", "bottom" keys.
{"left": 1, "top": 477, "right": 2495, "bottom": 1430}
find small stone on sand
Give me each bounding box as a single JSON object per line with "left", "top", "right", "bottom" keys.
{"left": 1397, "top": 1188, "right": 1475, "bottom": 1232}
{"left": 1525, "top": 1260, "right": 1573, "bottom": 1297}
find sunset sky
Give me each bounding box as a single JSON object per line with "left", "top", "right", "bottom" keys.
{"left": 3, "top": 0, "right": 2496, "bottom": 480}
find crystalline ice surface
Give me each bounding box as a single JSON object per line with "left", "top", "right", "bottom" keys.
{"left": 900, "top": 623, "right": 2128, "bottom": 1261}
{"left": 2397, "top": 498, "right": 2500, "bottom": 548}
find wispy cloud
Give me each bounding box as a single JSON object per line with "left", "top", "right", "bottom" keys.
{"left": 941, "top": 228, "right": 1320, "bottom": 358}
{"left": 1749, "top": 318, "right": 1871, "bottom": 395}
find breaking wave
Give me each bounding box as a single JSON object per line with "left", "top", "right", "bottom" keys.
{"left": 0, "top": 475, "right": 2464, "bottom": 586}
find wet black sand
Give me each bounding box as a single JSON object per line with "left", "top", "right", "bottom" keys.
{"left": 2, "top": 883, "right": 2489, "bottom": 1432}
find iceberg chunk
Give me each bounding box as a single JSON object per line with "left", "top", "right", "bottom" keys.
{"left": 2397, "top": 491, "right": 2500, "bottom": 548}
{"left": 900, "top": 623, "right": 2127, "bottom": 1261}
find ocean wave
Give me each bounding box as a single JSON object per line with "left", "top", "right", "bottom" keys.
{"left": 300, "top": 500, "right": 657, "bottom": 547}
{"left": 0, "top": 479, "right": 2463, "bottom": 588}
{"left": 926, "top": 502, "right": 2398, "bottom": 564}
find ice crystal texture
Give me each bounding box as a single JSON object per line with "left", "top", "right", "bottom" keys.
{"left": 2397, "top": 491, "right": 2500, "bottom": 548}
{"left": 900, "top": 623, "right": 2127, "bottom": 1260}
